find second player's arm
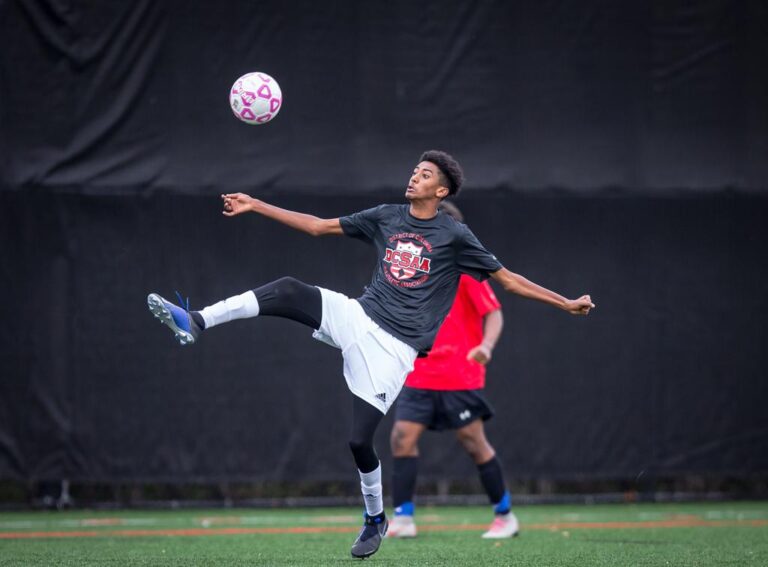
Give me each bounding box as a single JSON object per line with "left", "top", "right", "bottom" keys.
{"left": 467, "top": 309, "right": 503, "bottom": 365}
{"left": 221, "top": 193, "right": 343, "bottom": 236}
{"left": 490, "top": 267, "right": 594, "bottom": 315}
{"left": 481, "top": 309, "right": 504, "bottom": 352}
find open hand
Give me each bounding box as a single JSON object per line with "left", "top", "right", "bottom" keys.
{"left": 467, "top": 344, "right": 492, "bottom": 365}
{"left": 565, "top": 295, "right": 595, "bottom": 315}
{"left": 222, "top": 193, "right": 256, "bottom": 217}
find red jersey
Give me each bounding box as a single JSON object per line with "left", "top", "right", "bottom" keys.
{"left": 405, "top": 275, "right": 501, "bottom": 390}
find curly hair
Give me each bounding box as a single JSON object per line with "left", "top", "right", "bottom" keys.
{"left": 419, "top": 150, "right": 465, "bottom": 197}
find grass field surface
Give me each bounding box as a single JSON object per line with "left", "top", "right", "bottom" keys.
{"left": 1, "top": 501, "right": 766, "bottom": 566}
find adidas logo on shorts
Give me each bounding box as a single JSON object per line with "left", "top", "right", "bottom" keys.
{"left": 375, "top": 392, "right": 387, "bottom": 403}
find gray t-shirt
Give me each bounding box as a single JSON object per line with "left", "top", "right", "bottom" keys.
{"left": 339, "top": 204, "right": 503, "bottom": 353}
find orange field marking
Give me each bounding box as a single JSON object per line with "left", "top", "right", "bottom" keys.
{"left": 1, "top": 518, "right": 766, "bottom": 539}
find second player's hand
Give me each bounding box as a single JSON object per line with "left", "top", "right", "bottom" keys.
{"left": 467, "top": 344, "right": 492, "bottom": 365}
{"left": 222, "top": 193, "right": 257, "bottom": 216}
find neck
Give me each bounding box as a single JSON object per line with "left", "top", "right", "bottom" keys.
{"left": 408, "top": 200, "right": 439, "bottom": 219}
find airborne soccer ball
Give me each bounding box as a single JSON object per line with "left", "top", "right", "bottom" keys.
{"left": 229, "top": 72, "right": 282, "bottom": 125}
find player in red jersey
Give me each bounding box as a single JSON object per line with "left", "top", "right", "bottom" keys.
{"left": 388, "top": 201, "right": 518, "bottom": 539}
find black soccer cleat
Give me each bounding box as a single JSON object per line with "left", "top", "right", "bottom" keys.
{"left": 351, "top": 512, "right": 388, "bottom": 559}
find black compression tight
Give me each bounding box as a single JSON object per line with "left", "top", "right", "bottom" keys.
{"left": 252, "top": 277, "right": 322, "bottom": 329}
{"left": 350, "top": 395, "right": 385, "bottom": 473}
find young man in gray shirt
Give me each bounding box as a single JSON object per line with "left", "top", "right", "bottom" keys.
{"left": 147, "top": 150, "right": 595, "bottom": 559}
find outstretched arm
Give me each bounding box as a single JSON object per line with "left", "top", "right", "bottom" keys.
{"left": 489, "top": 267, "right": 595, "bottom": 315}
{"left": 467, "top": 309, "right": 503, "bottom": 365}
{"left": 221, "top": 193, "right": 344, "bottom": 236}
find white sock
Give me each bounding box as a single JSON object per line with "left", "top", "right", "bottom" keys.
{"left": 199, "top": 290, "right": 260, "bottom": 329}
{"left": 359, "top": 463, "right": 384, "bottom": 517}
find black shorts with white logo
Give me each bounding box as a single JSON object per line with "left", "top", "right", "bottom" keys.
{"left": 394, "top": 386, "right": 495, "bottom": 431}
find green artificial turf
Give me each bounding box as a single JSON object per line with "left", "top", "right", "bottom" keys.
{"left": 0, "top": 501, "right": 766, "bottom": 566}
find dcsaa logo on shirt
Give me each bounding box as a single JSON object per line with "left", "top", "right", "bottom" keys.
{"left": 385, "top": 240, "right": 430, "bottom": 280}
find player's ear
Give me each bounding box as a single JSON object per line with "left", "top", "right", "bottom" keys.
{"left": 436, "top": 185, "right": 450, "bottom": 199}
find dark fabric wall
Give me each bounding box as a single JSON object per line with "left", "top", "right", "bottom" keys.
{"left": 1, "top": 191, "right": 766, "bottom": 482}
{"left": 1, "top": 0, "right": 767, "bottom": 194}
{"left": 1, "top": 0, "right": 767, "bottom": 483}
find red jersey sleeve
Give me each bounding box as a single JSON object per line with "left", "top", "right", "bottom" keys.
{"left": 460, "top": 275, "right": 501, "bottom": 318}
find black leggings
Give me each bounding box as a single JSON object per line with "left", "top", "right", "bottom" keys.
{"left": 253, "top": 277, "right": 384, "bottom": 473}
{"left": 253, "top": 276, "right": 322, "bottom": 329}
{"left": 350, "top": 395, "right": 385, "bottom": 473}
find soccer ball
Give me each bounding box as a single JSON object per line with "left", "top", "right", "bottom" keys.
{"left": 229, "top": 72, "right": 282, "bottom": 125}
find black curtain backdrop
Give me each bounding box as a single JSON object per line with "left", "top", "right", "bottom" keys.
{"left": 1, "top": 0, "right": 767, "bottom": 483}
{"left": 2, "top": 0, "right": 767, "bottom": 194}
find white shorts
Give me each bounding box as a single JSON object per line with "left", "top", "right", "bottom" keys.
{"left": 312, "top": 287, "right": 418, "bottom": 414}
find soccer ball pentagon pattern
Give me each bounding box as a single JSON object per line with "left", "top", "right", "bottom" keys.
{"left": 229, "top": 72, "right": 282, "bottom": 125}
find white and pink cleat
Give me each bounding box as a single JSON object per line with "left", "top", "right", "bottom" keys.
{"left": 481, "top": 512, "right": 520, "bottom": 539}
{"left": 386, "top": 515, "right": 418, "bottom": 538}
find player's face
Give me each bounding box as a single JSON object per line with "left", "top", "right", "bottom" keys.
{"left": 405, "top": 161, "right": 448, "bottom": 201}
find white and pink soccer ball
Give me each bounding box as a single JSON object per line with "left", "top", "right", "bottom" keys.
{"left": 229, "top": 72, "right": 282, "bottom": 125}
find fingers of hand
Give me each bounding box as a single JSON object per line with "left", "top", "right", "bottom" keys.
{"left": 222, "top": 193, "right": 248, "bottom": 215}
{"left": 467, "top": 347, "right": 490, "bottom": 364}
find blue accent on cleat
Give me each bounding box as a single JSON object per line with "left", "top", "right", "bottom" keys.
{"left": 394, "top": 501, "right": 415, "bottom": 516}
{"left": 351, "top": 512, "right": 388, "bottom": 559}
{"left": 147, "top": 292, "right": 201, "bottom": 346}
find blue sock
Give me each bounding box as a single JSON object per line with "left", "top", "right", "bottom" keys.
{"left": 394, "top": 501, "right": 415, "bottom": 516}
{"left": 494, "top": 491, "right": 511, "bottom": 515}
